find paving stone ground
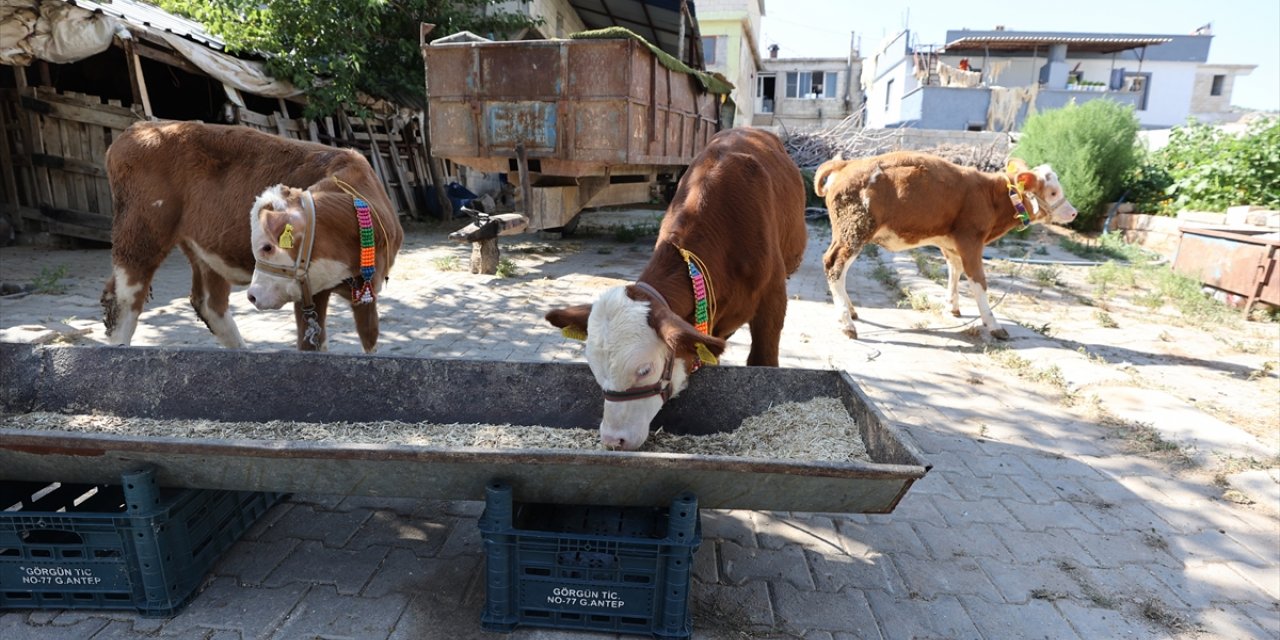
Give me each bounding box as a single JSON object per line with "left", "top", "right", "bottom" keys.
{"left": 1, "top": 214, "right": 1277, "bottom": 639}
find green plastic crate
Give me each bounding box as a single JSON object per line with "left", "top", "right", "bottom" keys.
{"left": 480, "top": 482, "right": 700, "bottom": 639}
{"left": 0, "top": 468, "right": 282, "bottom": 617}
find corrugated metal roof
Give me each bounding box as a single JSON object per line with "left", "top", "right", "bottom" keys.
{"left": 70, "top": 0, "right": 227, "bottom": 50}
{"left": 944, "top": 35, "right": 1173, "bottom": 54}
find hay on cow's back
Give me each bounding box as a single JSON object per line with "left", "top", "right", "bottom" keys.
{"left": 0, "top": 397, "right": 869, "bottom": 463}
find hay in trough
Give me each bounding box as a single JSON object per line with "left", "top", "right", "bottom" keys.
{"left": 0, "top": 397, "right": 869, "bottom": 463}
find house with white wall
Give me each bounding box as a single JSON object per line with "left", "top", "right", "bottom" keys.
{"left": 863, "top": 27, "right": 1255, "bottom": 131}
{"left": 754, "top": 43, "right": 863, "bottom": 130}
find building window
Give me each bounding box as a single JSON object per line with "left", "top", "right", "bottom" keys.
{"left": 784, "top": 71, "right": 837, "bottom": 99}
{"left": 702, "top": 36, "right": 719, "bottom": 66}
{"left": 757, "top": 75, "right": 776, "bottom": 113}
{"left": 1210, "top": 74, "right": 1225, "bottom": 96}
{"left": 885, "top": 79, "right": 894, "bottom": 110}
{"left": 1124, "top": 72, "right": 1151, "bottom": 111}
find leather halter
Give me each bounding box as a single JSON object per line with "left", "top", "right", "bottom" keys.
{"left": 253, "top": 190, "right": 322, "bottom": 345}
{"left": 600, "top": 281, "right": 676, "bottom": 404}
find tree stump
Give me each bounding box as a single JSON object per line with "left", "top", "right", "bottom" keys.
{"left": 471, "top": 237, "right": 499, "bottom": 274}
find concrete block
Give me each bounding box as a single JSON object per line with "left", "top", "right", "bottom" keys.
{"left": 1177, "top": 210, "right": 1227, "bottom": 225}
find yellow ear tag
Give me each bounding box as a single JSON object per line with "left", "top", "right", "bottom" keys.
{"left": 278, "top": 224, "right": 295, "bottom": 249}
{"left": 695, "top": 343, "right": 719, "bottom": 366}
{"left": 561, "top": 326, "right": 587, "bottom": 341}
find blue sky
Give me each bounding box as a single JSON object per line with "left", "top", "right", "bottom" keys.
{"left": 759, "top": 0, "right": 1279, "bottom": 111}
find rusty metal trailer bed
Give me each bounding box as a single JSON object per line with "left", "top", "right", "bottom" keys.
{"left": 423, "top": 35, "right": 726, "bottom": 231}
{"left": 0, "top": 344, "right": 928, "bottom": 513}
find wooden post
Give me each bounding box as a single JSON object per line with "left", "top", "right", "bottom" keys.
{"left": 382, "top": 116, "right": 420, "bottom": 219}
{"left": 122, "top": 40, "right": 153, "bottom": 119}
{"left": 470, "top": 238, "right": 499, "bottom": 274}
{"left": 420, "top": 22, "right": 454, "bottom": 219}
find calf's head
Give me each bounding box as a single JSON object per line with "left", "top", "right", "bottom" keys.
{"left": 546, "top": 285, "right": 726, "bottom": 451}
{"left": 246, "top": 184, "right": 354, "bottom": 310}
{"left": 1010, "top": 161, "right": 1078, "bottom": 224}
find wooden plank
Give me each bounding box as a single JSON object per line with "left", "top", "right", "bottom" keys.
{"left": 58, "top": 104, "right": 89, "bottom": 214}
{"left": 34, "top": 87, "right": 136, "bottom": 117}
{"left": 235, "top": 107, "right": 273, "bottom": 129}
{"left": 27, "top": 152, "right": 107, "bottom": 179}
{"left": 0, "top": 95, "right": 21, "bottom": 228}
{"left": 89, "top": 114, "right": 112, "bottom": 218}
{"left": 123, "top": 42, "right": 154, "bottom": 119}
{"left": 19, "top": 95, "right": 138, "bottom": 131}
{"left": 37, "top": 106, "right": 65, "bottom": 209}
{"left": 382, "top": 117, "right": 418, "bottom": 218}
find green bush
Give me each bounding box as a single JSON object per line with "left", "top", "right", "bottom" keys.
{"left": 799, "top": 168, "right": 824, "bottom": 208}
{"left": 1136, "top": 117, "right": 1280, "bottom": 214}
{"left": 1013, "top": 100, "right": 1141, "bottom": 230}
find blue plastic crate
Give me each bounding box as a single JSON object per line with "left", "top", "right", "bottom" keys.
{"left": 0, "top": 468, "right": 282, "bottom": 617}
{"left": 479, "top": 482, "right": 700, "bottom": 639}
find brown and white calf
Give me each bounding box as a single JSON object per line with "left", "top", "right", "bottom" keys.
{"left": 814, "top": 151, "right": 1077, "bottom": 340}
{"left": 545, "top": 128, "right": 807, "bottom": 450}
{"left": 101, "top": 121, "right": 403, "bottom": 352}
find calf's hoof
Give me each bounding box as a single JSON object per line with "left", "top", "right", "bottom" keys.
{"left": 842, "top": 326, "right": 859, "bottom": 339}
{"left": 951, "top": 309, "right": 962, "bottom": 318}
{"left": 991, "top": 328, "right": 1010, "bottom": 341}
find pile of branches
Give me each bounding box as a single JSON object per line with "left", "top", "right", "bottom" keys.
{"left": 914, "top": 142, "right": 1009, "bottom": 173}
{"left": 782, "top": 114, "right": 898, "bottom": 169}
{"left": 782, "top": 113, "right": 1011, "bottom": 173}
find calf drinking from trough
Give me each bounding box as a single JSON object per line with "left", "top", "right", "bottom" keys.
{"left": 546, "top": 128, "right": 807, "bottom": 450}
{"left": 814, "top": 152, "right": 1077, "bottom": 340}
{"left": 101, "top": 121, "right": 403, "bottom": 352}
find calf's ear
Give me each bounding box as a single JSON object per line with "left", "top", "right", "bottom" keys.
{"left": 654, "top": 309, "right": 727, "bottom": 364}
{"left": 546, "top": 304, "right": 592, "bottom": 340}
{"left": 1015, "top": 171, "right": 1041, "bottom": 193}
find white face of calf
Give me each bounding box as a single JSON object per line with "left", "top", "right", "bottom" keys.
{"left": 582, "top": 287, "right": 686, "bottom": 451}
{"left": 1029, "top": 165, "right": 1078, "bottom": 224}
{"left": 246, "top": 185, "right": 306, "bottom": 310}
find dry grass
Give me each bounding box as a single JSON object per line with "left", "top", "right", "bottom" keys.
{"left": 0, "top": 398, "right": 870, "bottom": 463}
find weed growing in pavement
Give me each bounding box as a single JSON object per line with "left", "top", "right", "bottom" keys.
{"left": 900, "top": 290, "right": 939, "bottom": 312}
{"left": 911, "top": 249, "right": 945, "bottom": 284}
{"left": 433, "top": 255, "right": 460, "bottom": 271}
{"left": 1086, "top": 261, "right": 1138, "bottom": 296}
{"left": 1094, "top": 310, "right": 1119, "bottom": 328}
{"left": 1059, "top": 233, "right": 1152, "bottom": 263}
{"left": 1032, "top": 265, "right": 1063, "bottom": 287}
{"left": 871, "top": 263, "right": 899, "bottom": 289}
{"left": 861, "top": 243, "right": 880, "bottom": 258}
{"left": 1085, "top": 396, "right": 1196, "bottom": 467}
{"left": 1248, "top": 360, "right": 1278, "bottom": 381}
{"left": 31, "top": 265, "right": 70, "bottom": 294}
{"left": 495, "top": 258, "right": 519, "bottom": 278}
{"left": 1016, "top": 320, "right": 1053, "bottom": 337}
{"left": 984, "top": 345, "right": 1070, "bottom": 397}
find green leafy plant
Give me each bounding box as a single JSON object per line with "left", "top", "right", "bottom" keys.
{"left": 1014, "top": 100, "right": 1141, "bottom": 230}
{"left": 155, "top": 0, "right": 539, "bottom": 117}
{"left": 495, "top": 258, "right": 519, "bottom": 278}
{"left": 1134, "top": 117, "right": 1280, "bottom": 214}
{"left": 432, "top": 255, "right": 460, "bottom": 271}
{"left": 32, "top": 265, "right": 70, "bottom": 294}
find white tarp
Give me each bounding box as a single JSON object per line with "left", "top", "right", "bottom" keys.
{"left": 0, "top": 0, "right": 116, "bottom": 66}
{"left": 0, "top": 0, "right": 300, "bottom": 99}
{"left": 156, "top": 32, "right": 301, "bottom": 99}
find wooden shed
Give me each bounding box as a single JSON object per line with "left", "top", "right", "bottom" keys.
{"left": 0, "top": 0, "right": 433, "bottom": 243}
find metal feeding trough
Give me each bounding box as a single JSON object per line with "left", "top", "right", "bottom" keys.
{"left": 0, "top": 344, "right": 929, "bottom": 513}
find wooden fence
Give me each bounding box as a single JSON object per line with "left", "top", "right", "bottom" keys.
{"left": 1, "top": 88, "right": 433, "bottom": 243}
{"left": 0, "top": 87, "right": 137, "bottom": 243}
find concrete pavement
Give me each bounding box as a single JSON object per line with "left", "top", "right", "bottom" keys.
{"left": 1, "top": 217, "right": 1277, "bottom": 639}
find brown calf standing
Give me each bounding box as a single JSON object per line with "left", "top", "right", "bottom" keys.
{"left": 101, "top": 121, "right": 403, "bottom": 352}
{"left": 814, "top": 151, "right": 1077, "bottom": 340}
